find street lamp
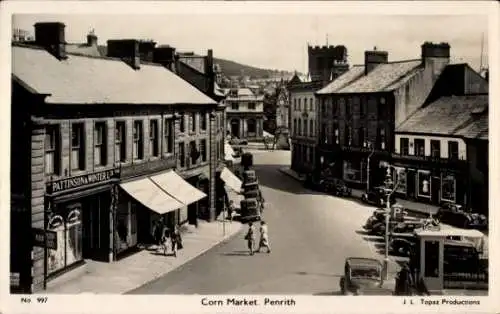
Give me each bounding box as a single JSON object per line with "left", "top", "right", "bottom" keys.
{"left": 383, "top": 165, "right": 400, "bottom": 280}
{"left": 366, "top": 142, "right": 375, "bottom": 193}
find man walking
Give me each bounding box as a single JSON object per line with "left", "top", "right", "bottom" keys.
{"left": 258, "top": 221, "right": 271, "bottom": 253}
{"left": 244, "top": 222, "right": 256, "bottom": 255}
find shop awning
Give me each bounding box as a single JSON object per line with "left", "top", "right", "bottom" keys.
{"left": 150, "top": 171, "right": 207, "bottom": 206}
{"left": 220, "top": 167, "right": 242, "bottom": 192}
{"left": 120, "top": 178, "right": 184, "bottom": 215}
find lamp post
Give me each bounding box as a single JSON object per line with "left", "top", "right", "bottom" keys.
{"left": 366, "top": 142, "right": 375, "bottom": 193}
{"left": 383, "top": 165, "right": 400, "bottom": 280}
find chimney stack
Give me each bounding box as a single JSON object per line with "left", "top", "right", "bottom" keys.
{"left": 138, "top": 40, "right": 157, "bottom": 62}
{"left": 87, "top": 29, "right": 97, "bottom": 46}
{"left": 34, "top": 22, "right": 67, "bottom": 60}
{"left": 421, "top": 42, "right": 450, "bottom": 79}
{"left": 153, "top": 45, "right": 177, "bottom": 72}
{"left": 364, "top": 47, "right": 388, "bottom": 75}
{"left": 206, "top": 49, "right": 215, "bottom": 97}
{"left": 107, "top": 39, "right": 140, "bottom": 70}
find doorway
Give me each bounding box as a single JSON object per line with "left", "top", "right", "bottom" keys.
{"left": 82, "top": 193, "right": 110, "bottom": 262}
{"left": 407, "top": 170, "right": 416, "bottom": 199}
{"left": 230, "top": 119, "right": 240, "bottom": 138}
{"left": 431, "top": 177, "right": 440, "bottom": 204}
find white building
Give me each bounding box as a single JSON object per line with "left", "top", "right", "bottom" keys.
{"left": 225, "top": 88, "right": 265, "bottom": 140}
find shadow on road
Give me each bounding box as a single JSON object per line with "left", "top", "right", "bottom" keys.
{"left": 295, "top": 271, "right": 342, "bottom": 278}
{"left": 221, "top": 250, "right": 251, "bottom": 256}
{"left": 313, "top": 291, "right": 343, "bottom": 296}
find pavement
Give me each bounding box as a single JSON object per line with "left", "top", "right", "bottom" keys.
{"left": 279, "top": 166, "right": 440, "bottom": 216}
{"left": 129, "top": 150, "right": 401, "bottom": 295}
{"left": 45, "top": 219, "right": 243, "bottom": 294}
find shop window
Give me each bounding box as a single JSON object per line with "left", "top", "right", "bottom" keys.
{"left": 418, "top": 170, "right": 431, "bottom": 198}
{"left": 94, "top": 122, "right": 107, "bottom": 166}
{"left": 448, "top": 141, "right": 459, "bottom": 159}
{"left": 190, "top": 113, "right": 196, "bottom": 132}
{"left": 115, "top": 121, "right": 126, "bottom": 163}
{"left": 133, "top": 121, "right": 144, "bottom": 160}
{"left": 149, "top": 120, "right": 159, "bottom": 157}
{"left": 200, "top": 139, "right": 207, "bottom": 162}
{"left": 47, "top": 203, "right": 83, "bottom": 275}
{"left": 414, "top": 139, "right": 425, "bottom": 156}
{"left": 303, "top": 120, "right": 308, "bottom": 137}
{"left": 248, "top": 102, "right": 256, "bottom": 110}
{"left": 164, "top": 119, "right": 174, "bottom": 154}
{"left": 394, "top": 167, "right": 407, "bottom": 194}
{"left": 45, "top": 125, "right": 61, "bottom": 175}
{"left": 179, "top": 113, "right": 185, "bottom": 133}
{"left": 377, "top": 128, "right": 386, "bottom": 150}
{"left": 333, "top": 124, "right": 339, "bottom": 144}
{"left": 343, "top": 160, "right": 362, "bottom": 183}
{"left": 200, "top": 112, "right": 207, "bottom": 130}
{"left": 71, "top": 123, "right": 85, "bottom": 171}
{"left": 400, "top": 137, "right": 409, "bottom": 155}
{"left": 441, "top": 173, "right": 456, "bottom": 202}
{"left": 178, "top": 142, "right": 185, "bottom": 168}
{"left": 431, "top": 140, "right": 441, "bottom": 158}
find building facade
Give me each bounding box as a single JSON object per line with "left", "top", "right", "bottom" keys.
{"left": 225, "top": 88, "right": 265, "bottom": 140}
{"left": 10, "top": 22, "right": 223, "bottom": 293}
{"left": 315, "top": 43, "right": 452, "bottom": 189}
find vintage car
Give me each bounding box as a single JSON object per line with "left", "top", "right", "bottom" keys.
{"left": 363, "top": 209, "right": 387, "bottom": 230}
{"left": 339, "top": 258, "right": 393, "bottom": 295}
{"left": 323, "top": 178, "right": 352, "bottom": 197}
{"left": 435, "top": 203, "right": 488, "bottom": 230}
{"left": 361, "top": 187, "right": 397, "bottom": 207}
{"left": 389, "top": 232, "right": 418, "bottom": 257}
{"left": 229, "top": 137, "right": 248, "bottom": 146}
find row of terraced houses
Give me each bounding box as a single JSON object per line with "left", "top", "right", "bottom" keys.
{"left": 288, "top": 42, "right": 489, "bottom": 215}
{"left": 10, "top": 22, "right": 237, "bottom": 293}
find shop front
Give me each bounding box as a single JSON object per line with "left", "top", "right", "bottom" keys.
{"left": 44, "top": 168, "right": 119, "bottom": 280}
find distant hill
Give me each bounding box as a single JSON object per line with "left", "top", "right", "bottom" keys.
{"left": 214, "top": 57, "right": 295, "bottom": 79}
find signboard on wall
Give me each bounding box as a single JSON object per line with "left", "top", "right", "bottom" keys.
{"left": 48, "top": 169, "right": 118, "bottom": 194}
{"left": 32, "top": 228, "right": 58, "bottom": 250}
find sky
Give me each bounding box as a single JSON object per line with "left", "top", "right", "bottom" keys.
{"left": 12, "top": 14, "right": 489, "bottom": 73}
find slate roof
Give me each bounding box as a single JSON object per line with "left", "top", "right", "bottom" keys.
{"left": 65, "top": 43, "right": 102, "bottom": 57}
{"left": 396, "top": 95, "right": 488, "bottom": 140}
{"left": 12, "top": 45, "right": 217, "bottom": 105}
{"left": 317, "top": 60, "right": 422, "bottom": 94}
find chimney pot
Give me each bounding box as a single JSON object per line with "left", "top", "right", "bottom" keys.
{"left": 107, "top": 39, "right": 141, "bottom": 70}
{"left": 34, "top": 22, "right": 67, "bottom": 60}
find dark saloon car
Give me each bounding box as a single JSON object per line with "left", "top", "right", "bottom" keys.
{"left": 435, "top": 203, "right": 487, "bottom": 230}
{"left": 339, "top": 258, "right": 393, "bottom": 295}
{"left": 324, "top": 178, "right": 352, "bottom": 197}
{"left": 361, "top": 187, "right": 397, "bottom": 207}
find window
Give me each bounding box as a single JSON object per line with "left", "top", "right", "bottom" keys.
{"left": 441, "top": 173, "right": 456, "bottom": 202}
{"left": 431, "top": 140, "right": 441, "bottom": 158}
{"left": 414, "top": 139, "right": 425, "bottom": 157}
{"left": 200, "top": 112, "right": 207, "bottom": 130}
{"left": 71, "top": 123, "right": 85, "bottom": 171}
{"left": 190, "top": 113, "right": 196, "bottom": 132}
{"left": 247, "top": 119, "right": 256, "bottom": 134}
{"left": 231, "top": 103, "right": 239, "bottom": 110}
{"left": 45, "top": 125, "right": 60, "bottom": 175}
{"left": 149, "top": 120, "right": 159, "bottom": 157}
{"left": 310, "top": 120, "right": 314, "bottom": 136}
{"left": 359, "top": 98, "right": 365, "bottom": 116}
{"left": 345, "top": 126, "right": 352, "bottom": 146}
{"left": 298, "top": 119, "right": 302, "bottom": 136}
{"left": 200, "top": 139, "right": 207, "bottom": 162}
{"left": 400, "top": 137, "right": 409, "bottom": 155}
{"left": 303, "top": 120, "right": 308, "bottom": 137}
{"left": 448, "top": 141, "right": 459, "bottom": 159}
{"left": 333, "top": 124, "right": 339, "bottom": 144}
{"left": 377, "top": 127, "right": 386, "bottom": 150}
{"left": 310, "top": 98, "right": 314, "bottom": 111}
{"left": 345, "top": 98, "right": 352, "bottom": 118}
{"left": 164, "top": 119, "right": 174, "bottom": 154}
{"left": 418, "top": 170, "right": 431, "bottom": 197}
{"left": 293, "top": 99, "right": 297, "bottom": 111}
{"left": 298, "top": 98, "right": 301, "bottom": 111}
{"left": 94, "top": 122, "right": 107, "bottom": 166}
{"left": 358, "top": 127, "right": 365, "bottom": 147}
{"left": 178, "top": 142, "right": 185, "bottom": 167}
{"left": 115, "top": 121, "right": 126, "bottom": 162}
{"left": 133, "top": 121, "right": 144, "bottom": 160}
{"left": 321, "top": 98, "right": 326, "bottom": 115}
{"left": 321, "top": 123, "right": 328, "bottom": 144}
{"left": 189, "top": 141, "right": 198, "bottom": 165}
{"left": 179, "top": 113, "right": 185, "bottom": 133}
{"left": 293, "top": 118, "right": 297, "bottom": 135}
{"left": 248, "top": 102, "right": 256, "bottom": 110}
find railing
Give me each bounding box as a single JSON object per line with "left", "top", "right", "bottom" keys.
{"left": 391, "top": 153, "right": 467, "bottom": 167}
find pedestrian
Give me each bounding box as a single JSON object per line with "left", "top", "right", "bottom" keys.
{"left": 227, "top": 200, "right": 235, "bottom": 222}
{"left": 244, "top": 222, "right": 256, "bottom": 255}
{"left": 258, "top": 221, "right": 271, "bottom": 253}
{"left": 160, "top": 227, "right": 170, "bottom": 256}
{"left": 396, "top": 263, "right": 413, "bottom": 295}
{"left": 171, "top": 224, "right": 182, "bottom": 257}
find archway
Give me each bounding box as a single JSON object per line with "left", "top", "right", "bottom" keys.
{"left": 230, "top": 119, "right": 240, "bottom": 138}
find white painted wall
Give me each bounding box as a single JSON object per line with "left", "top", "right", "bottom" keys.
{"left": 290, "top": 90, "right": 317, "bottom": 138}
{"left": 226, "top": 99, "right": 264, "bottom": 113}
{"left": 394, "top": 134, "right": 467, "bottom": 160}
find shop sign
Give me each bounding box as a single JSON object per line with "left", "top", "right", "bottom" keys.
{"left": 49, "top": 169, "right": 118, "bottom": 194}
{"left": 10, "top": 272, "right": 20, "bottom": 287}
{"left": 32, "top": 228, "right": 58, "bottom": 250}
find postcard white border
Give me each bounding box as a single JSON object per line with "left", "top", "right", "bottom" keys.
{"left": 1, "top": 1, "right": 499, "bottom": 314}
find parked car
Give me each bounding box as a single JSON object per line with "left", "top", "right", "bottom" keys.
{"left": 361, "top": 187, "right": 397, "bottom": 207}
{"left": 339, "top": 258, "right": 393, "bottom": 295}
{"left": 229, "top": 138, "right": 248, "bottom": 146}
{"left": 323, "top": 178, "right": 352, "bottom": 197}
{"left": 435, "top": 203, "right": 488, "bottom": 230}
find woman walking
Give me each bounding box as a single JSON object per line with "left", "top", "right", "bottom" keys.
{"left": 171, "top": 224, "right": 182, "bottom": 257}
{"left": 244, "top": 222, "right": 256, "bottom": 255}
{"left": 258, "top": 221, "right": 271, "bottom": 253}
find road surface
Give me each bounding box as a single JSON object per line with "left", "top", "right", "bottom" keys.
{"left": 128, "top": 150, "right": 399, "bottom": 295}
